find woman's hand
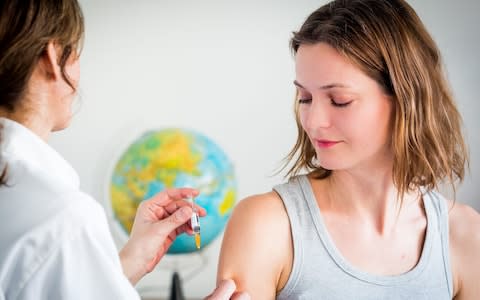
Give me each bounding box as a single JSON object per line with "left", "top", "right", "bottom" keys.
{"left": 119, "top": 188, "right": 206, "bottom": 285}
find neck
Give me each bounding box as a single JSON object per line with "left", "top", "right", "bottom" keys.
{"left": 323, "top": 162, "right": 421, "bottom": 235}
{"left": 0, "top": 106, "right": 53, "bottom": 141}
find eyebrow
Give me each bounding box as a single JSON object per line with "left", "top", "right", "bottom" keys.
{"left": 293, "top": 80, "right": 350, "bottom": 90}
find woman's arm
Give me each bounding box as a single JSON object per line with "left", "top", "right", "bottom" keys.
{"left": 217, "top": 191, "right": 293, "bottom": 299}
{"left": 449, "top": 201, "right": 480, "bottom": 299}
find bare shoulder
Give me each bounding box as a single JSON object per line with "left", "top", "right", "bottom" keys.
{"left": 217, "top": 191, "right": 291, "bottom": 299}
{"left": 230, "top": 191, "right": 288, "bottom": 225}
{"left": 221, "top": 191, "right": 289, "bottom": 242}
{"left": 447, "top": 200, "right": 480, "bottom": 299}
{"left": 448, "top": 200, "right": 480, "bottom": 249}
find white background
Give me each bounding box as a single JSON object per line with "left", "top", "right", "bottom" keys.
{"left": 50, "top": 1, "right": 479, "bottom": 298}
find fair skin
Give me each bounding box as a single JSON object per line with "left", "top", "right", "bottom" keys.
{"left": 1, "top": 43, "right": 80, "bottom": 140}
{"left": 217, "top": 43, "right": 480, "bottom": 299}
{"left": 0, "top": 41, "right": 250, "bottom": 300}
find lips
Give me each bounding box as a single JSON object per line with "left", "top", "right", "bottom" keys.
{"left": 315, "top": 139, "right": 340, "bottom": 148}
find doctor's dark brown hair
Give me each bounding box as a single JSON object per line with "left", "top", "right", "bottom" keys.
{"left": 283, "top": 0, "right": 468, "bottom": 199}
{"left": 0, "top": 0, "right": 84, "bottom": 186}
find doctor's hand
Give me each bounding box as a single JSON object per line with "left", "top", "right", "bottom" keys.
{"left": 119, "top": 188, "right": 206, "bottom": 285}
{"left": 205, "top": 279, "right": 251, "bottom": 300}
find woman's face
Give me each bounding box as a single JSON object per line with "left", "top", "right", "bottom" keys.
{"left": 295, "top": 43, "right": 394, "bottom": 172}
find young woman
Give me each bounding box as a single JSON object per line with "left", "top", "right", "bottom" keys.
{"left": 0, "top": 1, "right": 247, "bottom": 299}
{"left": 217, "top": 0, "right": 479, "bottom": 299}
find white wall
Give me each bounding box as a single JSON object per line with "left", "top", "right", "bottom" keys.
{"left": 407, "top": 0, "right": 480, "bottom": 205}
{"left": 49, "top": 1, "right": 479, "bottom": 298}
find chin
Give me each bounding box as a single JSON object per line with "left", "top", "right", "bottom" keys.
{"left": 52, "top": 115, "right": 73, "bottom": 132}
{"left": 318, "top": 162, "right": 341, "bottom": 171}
{"left": 316, "top": 156, "right": 352, "bottom": 171}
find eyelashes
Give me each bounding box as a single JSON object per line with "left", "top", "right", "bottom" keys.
{"left": 298, "top": 98, "right": 311, "bottom": 104}
{"left": 331, "top": 100, "right": 352, "bottom": 107}
{"left": 298, "top": 98, "right": 352, "bottom": 107}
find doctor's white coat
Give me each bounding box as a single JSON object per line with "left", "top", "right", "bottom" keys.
{"left": 0, "top": 118, "right": 140, "bottom": 300}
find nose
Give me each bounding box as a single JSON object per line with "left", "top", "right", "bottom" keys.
{"left": 303, "top": 98, "right": 332, "bottom": 131}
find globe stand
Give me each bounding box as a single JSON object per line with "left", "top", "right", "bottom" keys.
{"left": 169, "top": 271, "right": 185, "bottom": 300}
{"left": 135, "top": 251, "right": 209, "bottom": 298}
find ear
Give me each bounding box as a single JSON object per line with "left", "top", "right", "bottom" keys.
{"left": 39, "top": 41, "right": 62, "bottom": 81}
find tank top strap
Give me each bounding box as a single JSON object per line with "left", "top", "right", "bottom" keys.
{"left": 273, "top": 175, "right": 307, "bottom": 298}
{"left": 422, "top": 190, "right": 453, "bottom": 297}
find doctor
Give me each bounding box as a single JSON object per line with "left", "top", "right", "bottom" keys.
{"left": 0, "top": 0, "right": 248, "bottom": 299}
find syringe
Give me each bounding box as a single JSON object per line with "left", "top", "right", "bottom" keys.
{"left": 189, "top": 197, "right": 201, "bottom": 249}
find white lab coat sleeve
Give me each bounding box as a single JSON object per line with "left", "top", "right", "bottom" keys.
{"left": 13, "top": 194, "right": 141, "bottom": 300}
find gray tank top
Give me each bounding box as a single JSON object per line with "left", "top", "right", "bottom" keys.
{"left": 274, "top": 175, "right": 453, "bottom": 300}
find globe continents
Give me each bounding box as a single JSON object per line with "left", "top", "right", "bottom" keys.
{"left": 109, "top": 128, "right": 236, "bottom": 254}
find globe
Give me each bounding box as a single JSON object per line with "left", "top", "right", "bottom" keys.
{"left": 109, "top": 128, "right": 236, "bottom": 254}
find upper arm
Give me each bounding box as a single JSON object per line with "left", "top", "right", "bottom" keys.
{"left": 217, "top": 192, "right": 292, "bottom": 299}
{"left": 449, "top": 202, "right": 480, "bottom": 299}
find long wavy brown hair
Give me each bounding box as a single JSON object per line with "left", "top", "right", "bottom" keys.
{"left": 283, "top": 0, "right": 468, "bottom": 199}
{"left": 0, "top": 0, "right": 84, "bottom": 186}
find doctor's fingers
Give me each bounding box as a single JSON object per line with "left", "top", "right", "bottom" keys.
{"left": 148, "top": 188, "right": 199, "bottom": 206}
{"left": 163, "top": 200, "right": 207, "bottom": 217}
{"left": 204, "top": 279, "right": 235, "bottom": 300}
{"left": 144, "top": 195, "right": 206, "bottom": 218}
{"left": 155, "top": 205, "right": 193, "bottom": 237}
{"left": 231, "top": 292, "right": 251, "bottom": 300}
{"left": 205, "top": 280, "right": 250, "bottom": 300}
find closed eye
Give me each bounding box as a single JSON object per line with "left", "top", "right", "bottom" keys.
{"left": 331, "top": 99, "right": 352, "bottom": 107}
{"left": 298, "top": 98, "right": 312, "bottom": 104}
